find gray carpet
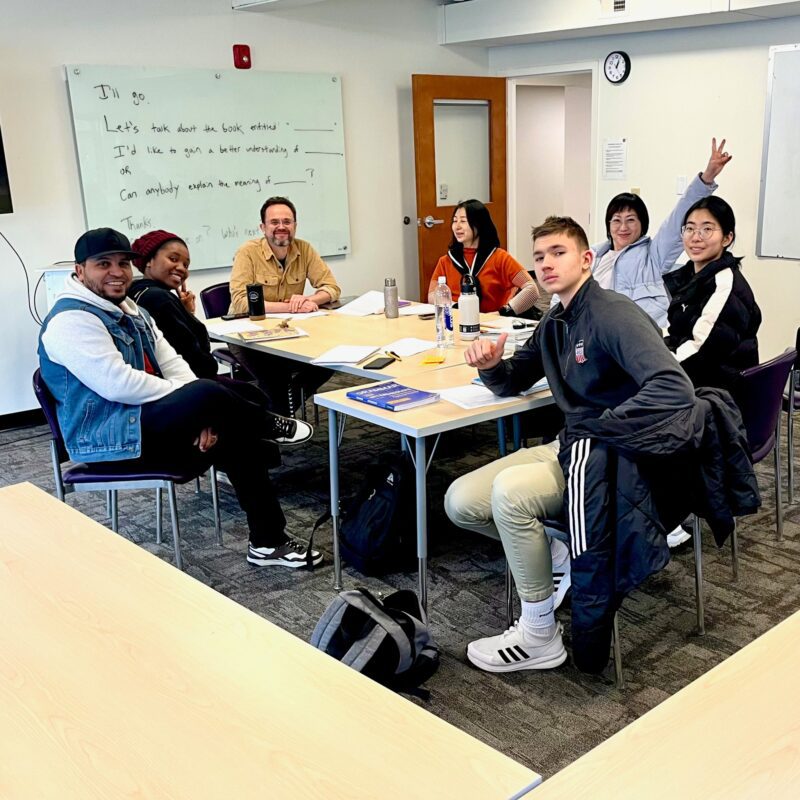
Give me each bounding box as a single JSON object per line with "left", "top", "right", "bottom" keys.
{"left": 2, "top": 383, "right": 799, "bottom": 780}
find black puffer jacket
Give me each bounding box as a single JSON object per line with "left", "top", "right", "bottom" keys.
{"left": 664, "top": 252, "right": 761, "bottom": 391}
{"left": 562, "top": 387, "right": 760, "bottom": 674}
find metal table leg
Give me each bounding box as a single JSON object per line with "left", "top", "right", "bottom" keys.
{"left": 496, "top": 418, "right": 507, "bottom": 457}
{"left": 328, "top": 408, "right": 342, "bottom": 591}
{"left": 415, "top": 436, "right": 428, "bottom": 612}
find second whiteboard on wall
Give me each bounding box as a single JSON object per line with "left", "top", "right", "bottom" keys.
{"left": 66, "top": 64, "right": 351, "bottom": 269}
{"left": 758, "top": 44, "right": 800, "bottom": 261}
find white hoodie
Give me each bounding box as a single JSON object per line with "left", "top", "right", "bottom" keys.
{"left": 41, "top": 275, "right": 197, "bottom": 405}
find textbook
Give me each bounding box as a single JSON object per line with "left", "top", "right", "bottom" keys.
{"left": 237, "top": 325, "right": 307, "bottom": 343}
{"left": 346, "top": 381, "right": 440, "bottom": 411}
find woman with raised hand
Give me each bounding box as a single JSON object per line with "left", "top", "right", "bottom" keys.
{"left": 428, "top": 199, "right": 540, "bottom": 316}
{"left": 589, "top": 137, "right": 733, "bottom": 327}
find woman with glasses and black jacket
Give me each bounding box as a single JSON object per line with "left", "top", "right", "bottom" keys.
{"left": 663, "top": 195, "right": 761, "bottom": 392}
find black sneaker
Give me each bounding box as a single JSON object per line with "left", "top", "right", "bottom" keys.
{"left": 264, "top": 412, "right": 313, "bottom": 446}
{"left": 247, "top": 538, "right": 322, "bottom": 568}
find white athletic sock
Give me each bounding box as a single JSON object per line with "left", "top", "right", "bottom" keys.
{"left": 519, "top": 595, "right": 557, "bottom": 640}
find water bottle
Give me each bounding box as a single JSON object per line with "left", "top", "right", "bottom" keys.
{"left": 384, "top": 277, "right": 399, "bottom": 319}
{"left": 434, "top": 276, "right": 454, "bottom": 348}
{"left": 246, "top": 283, "right": 265, "bottom": 320}
{"left": 458, "top": 280, "right": 480, "bottom": 341}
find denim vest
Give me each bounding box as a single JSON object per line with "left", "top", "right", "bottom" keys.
{"left": 38, "top": 298, "right": 161, "bottom": 462}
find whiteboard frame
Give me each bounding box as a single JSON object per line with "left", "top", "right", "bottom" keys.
{"left": 756, "top": 42, "right": 800, "bottom": 260}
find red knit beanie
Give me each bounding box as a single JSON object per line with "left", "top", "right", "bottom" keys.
{"left": 130, "top": 230, "right": 186, "bottom": 272}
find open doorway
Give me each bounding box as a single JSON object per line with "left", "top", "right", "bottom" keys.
{"left": 507, "top": 68, "right": 595, "bottom": 271}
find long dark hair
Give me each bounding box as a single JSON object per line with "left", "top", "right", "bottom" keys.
{"left": 605, "top": 192, "right": 650, "bottom": 241}
{"left": 682, "top": 195, "right": 736, "bottom": 248}
{"left": 449, "top": 199, "right": 500, "bottom": 276}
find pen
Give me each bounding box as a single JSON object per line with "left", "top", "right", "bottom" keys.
{"left": 385, "top": 350, "right": 402, "bottom": 361}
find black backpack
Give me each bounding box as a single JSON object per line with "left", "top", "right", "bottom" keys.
{"left": 310, "top": 588, "right": 439, "bottom": 696}
{"left": 315, "top": 451, "right": 415, "bottom": 575}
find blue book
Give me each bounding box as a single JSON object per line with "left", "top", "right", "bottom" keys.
{"left": 346, "top": 381, "right": 440, "bottom": 411}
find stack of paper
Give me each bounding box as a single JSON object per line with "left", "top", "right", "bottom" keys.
{"left": 311, "top": 345, "right": 380, "bottom": 365}
{"left": 399, "top": 303, "right": 436, "bottom": 317}
{"left": 333, "top": 291, "right": 386, "bottom": 317}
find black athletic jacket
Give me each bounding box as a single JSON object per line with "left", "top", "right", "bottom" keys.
{"left": 480, "top": 279, "right": 758, "bottom": 673}
{"left": 664, "top": 252, "right": 761, "bottom": 391}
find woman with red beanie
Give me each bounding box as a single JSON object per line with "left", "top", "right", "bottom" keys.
{"left": 129, "top": 229, "right": 220, "bottom": 379}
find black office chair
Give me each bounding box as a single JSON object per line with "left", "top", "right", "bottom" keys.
{"left": 33, "top": 369, "right": 222, "bottom": 570}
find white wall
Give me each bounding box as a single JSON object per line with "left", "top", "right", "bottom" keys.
{"left": 0, "top": 0, "right": 488, "bottom": 414}
{"left": 492, "top": 16, "right": 800, "bottom": 360}
{"left": 563, "top": 85, "right": 592, "bottom": 232}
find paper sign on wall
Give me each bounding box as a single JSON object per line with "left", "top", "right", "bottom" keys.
{"left": 602, "top": 138, "right": 627, "bottom": 180}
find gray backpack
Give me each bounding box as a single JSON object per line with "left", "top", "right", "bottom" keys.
{"left": 310, "top": 588, "right": 439, "bottom": 696}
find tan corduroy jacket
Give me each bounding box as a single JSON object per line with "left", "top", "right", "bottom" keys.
{"left": 228, "top": 237, "right": 341, "bottom": 313}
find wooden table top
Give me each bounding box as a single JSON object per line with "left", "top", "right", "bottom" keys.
{"left": 0, "top": 482, "right": 540, "bottom": 800}
{"left": 206, "top": 308, "right": 517, "bottom": 380}
{"left": 314, "top": 363, "right": 553, "bottom": 438}
{"left": 533, "top": 609, "right": 800, "bottom": 799}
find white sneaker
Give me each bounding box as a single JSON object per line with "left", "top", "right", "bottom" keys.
{"left": 666, "top": 524, "right": 692, "bottom": 549}
{"left": 550, "top": 538, "right": 571, "bottom": 610}
{"left": 247, "top": 538, "right": 322, "bottom": 568}
{"left": 467, "top": 622, "right": 567, "bottom": 673}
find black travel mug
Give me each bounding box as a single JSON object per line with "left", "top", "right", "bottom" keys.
{"left": 247, "top": 283, "right": 265, "bottom": 320}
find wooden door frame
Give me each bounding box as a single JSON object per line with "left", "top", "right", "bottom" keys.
{"left": 412, "top": 74, "right": 507, "bottom": 299}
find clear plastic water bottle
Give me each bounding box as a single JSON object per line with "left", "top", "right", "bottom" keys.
{"left": 434, "top": 276, "right": 454, "bottom": 348}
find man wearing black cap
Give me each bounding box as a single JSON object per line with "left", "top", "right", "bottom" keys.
{"left": 37, "top": 227, "right": 322, "bottom": 569}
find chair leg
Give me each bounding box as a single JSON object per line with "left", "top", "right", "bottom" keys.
{"left": 788, "top": 401, "right": 795, "bottom": 505}
{"left": 155, "top": 488, "right": 163, "bottom": 545}
{"left": 209, "top": 467, "right": 222, "bottom": 546}
{"left": 692, "top": 516, "right": 705, "bottom": 636}
{"left": 50, "top": 442, "right": 65, "bottom": 502}
{"left": 106, "top": 490, "right": 112, "bottom": 518}
{"left": 195, "top": 477, "right": 201, "bottom": 494}
{"left": 731, "top": 521, "right": 739, "bottom": 582}
{"left": 505, "top": 562, "right": 514, "bottom": 629}
{"left": 612, "top": 613, "right": 624, "bottom": 690}
{"left": 109, "top": 490, "right": 119, "bottom": 532}
{"left": 167, "top": 482, "right": 183, "bottom": 571}
{"left": 774, "top": 435, "right": 784, "bottom": 542}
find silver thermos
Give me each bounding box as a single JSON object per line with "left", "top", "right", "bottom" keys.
{"left": 384, "top": 277, "right": 399, "bottom": 319}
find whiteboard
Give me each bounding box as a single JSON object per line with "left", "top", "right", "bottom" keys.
{"left": 66, "top": 64, "right": 351, "bottom": 269}
{"left": 757, "top": 44, "right": 800, "bottom": 260}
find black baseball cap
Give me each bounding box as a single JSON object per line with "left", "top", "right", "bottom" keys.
{"left": 74, "top": 228, "right": 139, "bottom": 263}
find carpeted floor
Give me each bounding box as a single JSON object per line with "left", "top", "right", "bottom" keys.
{"left": 2, "top": 381, "right": 799, "bottom": 780}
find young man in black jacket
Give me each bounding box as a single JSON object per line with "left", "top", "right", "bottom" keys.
{"left": 454, "top": 216, "right": 696, "bottom": 674}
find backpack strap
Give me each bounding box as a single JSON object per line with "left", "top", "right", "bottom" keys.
{"left": 339, "top": 590, "right": 414, "bottom": 674}
{"left": 309, "top": 598, "right": 349, "bottom": 651}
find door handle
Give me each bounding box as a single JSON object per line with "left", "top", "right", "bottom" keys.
{"left": 418, "top": 215, "right": 445, "bottom": 229}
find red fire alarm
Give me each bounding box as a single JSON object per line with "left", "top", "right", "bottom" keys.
{"left": 233, "top": 44, "right": 252, "bottom": 70}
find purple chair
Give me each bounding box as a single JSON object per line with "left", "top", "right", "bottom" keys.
{"left": 32, "top": 370, "right": 221, "bottom": 571}
{"left": 783, "top": 329, "right": 800, "bottom": 504}
{"left": 199, "top": 282, "right": 256, "bottom": 380}
{"left": 733, "top": 347, "right": 798, "bottom": 541}
{"left": 200, "top": 281, "right": 310, "bottom": 421}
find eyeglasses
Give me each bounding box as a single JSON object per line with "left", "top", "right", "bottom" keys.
{"left": 609, "top": 218, "right": 639, "bottom": 229}
{"left": 265, "top": 218, "right": 295, "bottom": 227}
{"left": 681, "top": 225, "right": 720, "bottom": 239}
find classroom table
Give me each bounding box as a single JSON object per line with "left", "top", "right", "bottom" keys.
{"left": 532, "top": 608, "right": 800, "bottom": 799}
{"left": 314, "top": 364, "right": 553, "bottom": 609}
{"left": 206, "top": 307, "right": 509, "bottom": 380}
{"left": 0, "top": 482, "right": 541, "bottom": 800}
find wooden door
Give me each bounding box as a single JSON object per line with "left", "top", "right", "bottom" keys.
{"left": 412, "top": 75, "right": 507, "bottom": 300}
